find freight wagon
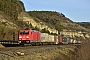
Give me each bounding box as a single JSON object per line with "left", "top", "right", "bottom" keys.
{"left": 62, "top": 37, "right": 69, "bottom": 44}
{"left": 73, "top": 40, "right": 81, "bottom": 44}
{"left": 41, "top": 33, "right": 58, "bottom": 45}
{"left": 54, "top": 36, "right": 59, "bottom": 44}
{"left": 58, "top": 36, "right": 70, "bottom": 44}
{"left": 40, "top": 33, "right": 49, "bottom": 44}
{"left": 18, "top": 29, "right": 81, "bottom": 45}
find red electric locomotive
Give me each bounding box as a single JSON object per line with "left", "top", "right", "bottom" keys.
{"left": 18, "top": 29, "right": 40, "bottom": 45}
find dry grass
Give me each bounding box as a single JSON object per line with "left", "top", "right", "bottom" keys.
{"left": 75, "top": 39, "right": 90, "bottom": 60}
{"left": 0, "top": 45, "right": 76, "bottom": 60}
{"left": 0, "top": 44, "right": 5, "bottom": 48}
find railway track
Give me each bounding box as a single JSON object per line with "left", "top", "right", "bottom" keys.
{"left": 0, "top": 44, "right": 78, "bottom": 51}
{"left": 0, "top": 40, "right": 19, "bottom": 44}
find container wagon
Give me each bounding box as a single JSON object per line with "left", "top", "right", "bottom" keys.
{"left": 40, "top": 33, "right": 56, "bottom": 45}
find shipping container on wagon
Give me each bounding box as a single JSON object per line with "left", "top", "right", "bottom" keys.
{"left": 48, "top": 35, "right": 54, "bottom": 42}
{"left": 62, "top": 37, "right": 68, "bottom": 44}
{"left": 77, "top": 40, "right": 81, "bottom": 44}
{"left": 70, "top": 39, "right": 81, "bottom": 44}
{"left": 70, "top": 39, "right": 74, "bottom": 44}
{"left": 40, "top": 33, "right": 49, "bottom": 42}
{"left": 54, "top": 36, "right": 59, "bottom": 44}
{"left": 75, "top": 40, "right": 79, "bottom": 44}
{"left": 73, "top": 40, "right": 77, "bottom": 44}
{"left": 66, "top": 37, "right": 71, "bottom": 44}
{"left": 58, "top": 36, "right": 62, "bottom": 44}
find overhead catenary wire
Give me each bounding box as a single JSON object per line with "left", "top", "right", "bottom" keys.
{"left": 25, "top": 0, "right": 38, "bottom": 10}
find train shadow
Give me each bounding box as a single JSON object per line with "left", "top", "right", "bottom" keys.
{"left": 2, "top": 44, "right": 20, "bottom": 47}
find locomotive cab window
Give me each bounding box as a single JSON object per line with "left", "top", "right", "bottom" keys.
{"left": 19, "top": 31, "right": 29, "bottom": 34}
{"left": 24, "top": 32, "right": 29, "bottom": 34}
{"left": 20, "top": 32, "right": 24, "bottom": 34}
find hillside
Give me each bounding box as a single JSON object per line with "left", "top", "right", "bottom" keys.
{"left": 76, "top": 22, "right": 90, "bottom": 30}
{"left": 27, "top": 11, "right": 72, "bottom": 29}
{"left": 0, "top": 0, "right": 90, "bottom": 40}
{"left": 0, "top": 0, "right": 25, "bottom": 40}
{"left": 0, "top": 1, "right": 90, "bottom": 60}
{"left": 0, "top": 0, "right": 25, "bottom": 20}
{"left": 27, "top": 11, "right": 90, "bottom": 39}
{"left": 27, "top": 11, "right": 88, "bottom": 31}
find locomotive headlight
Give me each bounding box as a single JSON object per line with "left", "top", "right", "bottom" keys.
{"left": 26, "top": 36, "right": 29, "bottom": 38}
{"left": 19, "top": 36, "right": 22, "bottom": 38}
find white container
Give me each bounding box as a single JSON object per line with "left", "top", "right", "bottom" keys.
{"left": 40, "top": 33, "right": 49, "bottom": 42}
{"left": 70, "top": 39, "right": 73, "bottom": 44}
{"left": 48, "top": 35, "right": 54, "bottom": 42}
{"left": 73, "top": 40, "right": 76, "bottom": 44}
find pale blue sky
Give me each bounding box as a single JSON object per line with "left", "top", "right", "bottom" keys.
{"left": 20, "top": 0, "right": 90, "bottom": 22}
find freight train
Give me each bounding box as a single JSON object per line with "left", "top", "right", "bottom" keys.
{"left": 18, "top": 29, "right": 81, "bottom": 45}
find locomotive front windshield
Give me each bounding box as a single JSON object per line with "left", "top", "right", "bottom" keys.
{"left": 20, "top": 31, "right": 29, "bottom": 35}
